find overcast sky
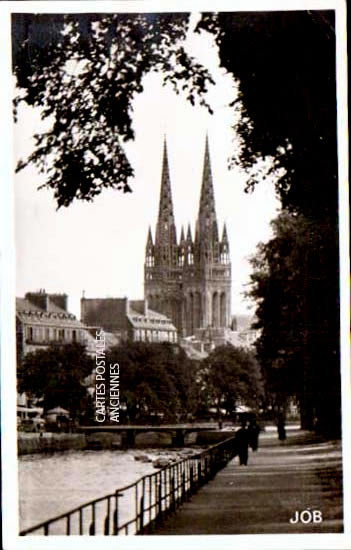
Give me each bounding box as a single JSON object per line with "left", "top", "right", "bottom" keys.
{"left": 14, "top": 13, "right": 281, "bottom": 319}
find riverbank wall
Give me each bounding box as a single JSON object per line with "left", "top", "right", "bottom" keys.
{"left": 18, "top": 430, "right": 232, "bottom": 455}
{"left": 18, "top": 433, "right": 86, "bottom": 455}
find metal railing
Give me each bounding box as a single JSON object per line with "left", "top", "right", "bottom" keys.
{"left": 20, "top": 435, "right": 237, "bottom": 536}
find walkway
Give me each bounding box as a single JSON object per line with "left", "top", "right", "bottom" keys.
{"left": 154, "top": 428, "right": 343, "bottom": 534}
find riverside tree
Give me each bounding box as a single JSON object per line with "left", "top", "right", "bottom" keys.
{"left": 17, "top": 342, "right": 94, "bottom": 420}
{"left": 107, "top": 342, "right": 199, "bottom": 423}
{"left": 201, "top": 344, "right": 264, "bottom": 423}
{"left": 248, "top": 211, "right": 341, "bottom": 435}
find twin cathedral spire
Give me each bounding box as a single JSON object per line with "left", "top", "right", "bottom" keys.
{"left": 144, "top": 136, "right": 231, "bottom": 337}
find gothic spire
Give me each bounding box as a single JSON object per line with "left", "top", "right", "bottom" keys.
{"left": 154, "top": 137, "right": 177, "bottom": 264}
{"left": 220, "top": 222, "right": 230, "bottom": 265}
{"left": 198, "top": 134, "right": 216, "bottom": 222}
{"left": 221, "top": 222, "right": 229, "bottom": 246}
{"left": 157, "top": 137, "right": 175, "bottom": 227}
{"left": 179, "top": 225, "right": 185, "bottom": 244}
{"left": 196, "top": 136, "right": 219, "bottom": 262}
{"left": 186, "top": 223, "right": 193, "bottom": 244}
{"left": 146, "top": 226, "right": 153, "bottom": 248}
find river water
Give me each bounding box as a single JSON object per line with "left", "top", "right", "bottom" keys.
{"left": 18, "top": 448, "right": 195, "bottom": 535}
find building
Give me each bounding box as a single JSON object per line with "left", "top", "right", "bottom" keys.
{"left": 228, "top": 314, "right": 260, "bottom": 349}
{"left": 80, "top": 297, "right": 177, "bottom": 344}
{"left": 16, "top": 290, "right": 89, "bottom": 363}
{"left": 144, "top": 137, "right": 231, "bottom": 338}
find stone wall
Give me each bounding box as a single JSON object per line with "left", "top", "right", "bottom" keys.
{"left": 18, "top": 433, "right": 86, "bottom": 455}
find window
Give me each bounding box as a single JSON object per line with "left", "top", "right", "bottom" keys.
{"left": 72, "top": 330, "right": 77, "bottom": 342}
{"left": 179, "top": 249, "right": 185, "bottom": 266}
{"left": 220, "top": 252, "right": 229, "bottom": 264}
{"left": 187, "top": 246, "right": 194, "bottom": 265}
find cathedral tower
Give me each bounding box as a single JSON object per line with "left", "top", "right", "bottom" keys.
{"left": 144, "top": 139, "right": 184, "bottom": 332}
{"left": 144, "top": 136, "right": 231, "bottom": 337}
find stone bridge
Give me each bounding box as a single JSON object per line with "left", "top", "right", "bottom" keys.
{"left": 79, "top": 423, "right": 218, "bottom": 447}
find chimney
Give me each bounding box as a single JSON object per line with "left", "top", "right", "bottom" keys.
{"left": 49, "top": 293, "right": 68, "bottom": 311}
{"left": 25, "top": 290, "right": 49, "bottom": 311}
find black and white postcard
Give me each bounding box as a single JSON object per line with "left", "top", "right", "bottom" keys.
{"left": 1, "top": 1, "right": 349, "bottom": 549}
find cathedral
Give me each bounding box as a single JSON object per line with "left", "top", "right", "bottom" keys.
{"left": 144, "top": 137, "right": 231, "bottom": 338}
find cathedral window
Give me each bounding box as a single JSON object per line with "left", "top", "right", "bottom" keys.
{"left": 146, "top": 255, "right": 154, "bottom": 267}
{"left": 187, "top": 251, "right": 194, "bottom": 265}
{"left": 179, "top": 251, "right": 185, "bottom": 266}
{"left": 220, "top": 252, "right": 229, "bottom": 264}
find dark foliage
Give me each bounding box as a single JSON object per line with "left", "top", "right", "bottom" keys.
{"left": 202, "top": 344, "right": 264, "bottom": 419}
{"left": 12, "top": 13, "right": 213, "bottom": 207}
{"left": 197, "top": 11, "right": 338, "bottom": 219}
{"left": 248, "top": 212, "right": 341, "bottom": 435}
{"left": 17, "top": 342, "right": 95, "bottom": 419}
{"left": 107, "top": 342, "right": 199, "bottom": 423}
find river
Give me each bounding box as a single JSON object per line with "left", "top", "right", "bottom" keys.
{"left": 18, "top": 447, "right": 196, "bottom": 535}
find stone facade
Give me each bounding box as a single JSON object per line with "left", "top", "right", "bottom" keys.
{"left": 144, "top": 137, "right": 231, "bottom": 337}
{"left": 16, "top": 290, "right": 88, "bottom": 363}
{"left": 80, "top": 297, "right": 177, "bottom": 344}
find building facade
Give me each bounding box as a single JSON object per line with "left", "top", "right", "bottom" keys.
{"left": 80, "top": 297, "right": 177, "bottom": 344}
{"left": 16, "top": 290, "right": 88, "bottom": 363}
{"left": 144, "top": 137, "right": 231, "bottom": 337}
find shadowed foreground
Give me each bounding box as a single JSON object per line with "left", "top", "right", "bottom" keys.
{"left": 153, "top": 428, "right": 343, "bottom": 534}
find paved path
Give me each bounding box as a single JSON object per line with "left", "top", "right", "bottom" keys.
{"left": 154, "top": 428, "right": 343, "bottom": 534}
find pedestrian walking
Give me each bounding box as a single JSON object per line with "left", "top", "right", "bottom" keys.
{"left": 235, "top": 420, "right": 250, "bottom": 465}
{"left": 277, "top": 416, "right": 286, "bottom": 441}
{"left": 248, "top": 418, "right": 260, "bottom": 451}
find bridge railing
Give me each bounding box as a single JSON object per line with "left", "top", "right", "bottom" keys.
{"left": 20, "top": 435, "right": 237, "bottom": 536}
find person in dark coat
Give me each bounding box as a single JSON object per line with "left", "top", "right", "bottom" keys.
{"left": 235, "top": 420, "right": 250, "bottom": 465}
{"left": 248, "top": 418, "right": 260, "bottom": 451}
{"left": 277, "top": 416, "right": 286, "bottom": 441}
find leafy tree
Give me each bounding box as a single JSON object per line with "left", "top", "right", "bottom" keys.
{"left": 17, "top": 342, "right": 94, "bottom": 419}
{"left": 197, "top": 11, "right": 338, "bottom": 219}
{"left": 12, "top": 13, "right": 212, "bottom": 207}
{"left": 202, "top": 344, "right": 263, "bottom": 423}
{"left": 107, "top": 342, "right": 199, "bottom": 423}
{"left": 248, "top": 212, "right": 341, "bottom": 435}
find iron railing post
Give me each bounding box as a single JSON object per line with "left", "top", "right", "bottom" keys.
{"left": 113, "top": 491, "right": 119, "bottom": 535}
